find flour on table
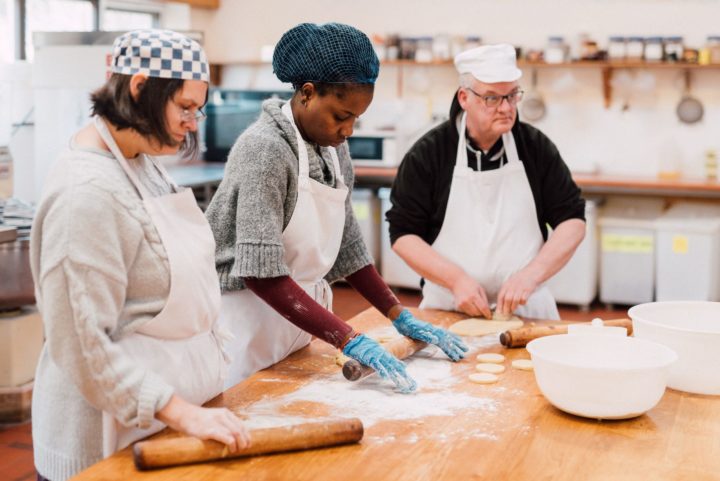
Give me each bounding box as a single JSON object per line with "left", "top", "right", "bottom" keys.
{"left": 245, "top": 350, "right": 497, "bottom": 429}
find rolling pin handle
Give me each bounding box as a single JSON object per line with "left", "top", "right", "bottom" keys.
{"left": 499, "top": 331, "right": 511, "bottom": 347}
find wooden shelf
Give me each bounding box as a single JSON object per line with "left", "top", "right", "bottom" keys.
{"left": 354, "top": 166, "right": 720, "bottom": 198}
{"left": 218, "top": 59, "right": 720, "bottom": 104}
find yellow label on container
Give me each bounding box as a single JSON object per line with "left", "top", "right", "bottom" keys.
{"left": 353, "top": 203, "right": 370, "bottom": 221}
{"left": 601, "top": 234, "right": 654, "bottom": 253}
{"left": 672, "top": 235, "right": 689, "bottom": 254}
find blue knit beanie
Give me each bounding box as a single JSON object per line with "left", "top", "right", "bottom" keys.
{"left": 273, "top": 23, "right": 379, "bottom": 86}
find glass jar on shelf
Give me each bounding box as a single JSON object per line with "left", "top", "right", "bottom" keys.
{"left": 608, "top": 36, "right": 627, "bottom": 61}
{"left": 399, "top": 37, "right": 417, "bottom": 60}
{"left": 464, "top": 35, "right": 482, "bottom": 51}
{"left": 664, "top": 36, "right": 684, "bottom": 62}
{"left": 432, "top": 34, "right": 451, "bottom": 61}
{"left": 644, "top": 37, "right": 665, "bottom": 62}
{"left": 626, "top": 36, "right": 645, "bottom": 61}
{"left": 415, "top": 36, "right": 434, "bottom": 63}
{"left": 544, "top": 36, "right": 568, "bottom": 64}
{"left": 707, "top": 36, "right": 720, "bottom": 64}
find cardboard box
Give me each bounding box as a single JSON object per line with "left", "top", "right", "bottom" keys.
{"left": 0, "top": 308, "right": 44, "bottom": 386}
{"left": 0, "top": 380, "right": 32, "bottom": 423}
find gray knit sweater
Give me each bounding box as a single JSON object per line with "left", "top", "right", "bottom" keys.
{"left": 206, "top": 99, "right": 372, "bottom": 292}
{"left": 30, "top": 145, "right": 177, "bottom": 481}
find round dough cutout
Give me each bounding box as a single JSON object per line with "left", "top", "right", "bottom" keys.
{"left": 476, "top": 363, "right": 505, "bottom": 374}
{"left": 476, "top": 353, "right": 505, "bottom": 363}
{"left": 512, "top": 359, "right": 534, "bottom": 371}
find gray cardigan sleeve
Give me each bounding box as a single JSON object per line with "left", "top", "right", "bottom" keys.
{"left": 224, "top": 136, "right": 295, "bottom": 281}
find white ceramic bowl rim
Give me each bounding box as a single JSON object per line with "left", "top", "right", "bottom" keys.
{"left": 629, "top": 301, "right": 720, "bottom": 336}
{"left": 527, "top": 334, "right": 678, "bottom": 372}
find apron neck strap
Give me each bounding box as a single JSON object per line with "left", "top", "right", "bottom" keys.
{"left": 455, "top": 111, "right": 520, "bottom": 168}
{"left": 281, "top": 101, "right": 344, "bottom": 185}
{"left": 93, "top": 116, "right": 152, "bottom": 200}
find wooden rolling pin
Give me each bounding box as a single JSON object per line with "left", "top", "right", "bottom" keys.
{"left": 133, "top": 418, "right": 364, "bottom": 470}
{"left": 342, "top": 336, "right": 428, "bottom": 381}
{"left": 499, "top": 318, "right": 633, "bottom": 348}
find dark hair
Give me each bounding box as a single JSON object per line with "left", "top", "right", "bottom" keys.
{"left": 90, "top": 74, "right": 204, "bottom": 159}
{"left": 293, "top": 81, "right": 374, "bottom": 99}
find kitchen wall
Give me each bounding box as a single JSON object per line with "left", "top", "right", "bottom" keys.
{"left": 191, "top": 0, "right": 720, "bottom": 178}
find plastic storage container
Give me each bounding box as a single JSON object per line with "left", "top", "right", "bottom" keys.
{"left": 655, "top": 202, "right": 720, "bottom": 302}
{"left": 547, "top": 200, "right": 598, "bottom": 310}
{"left": 598, "top": 197, "right": 665, "bottom": 306}
{"left": 379, "top": 188, "right": 422, "bottom": 290}
{"left": 351, "top": 189, "right": 381, "bottom": 267}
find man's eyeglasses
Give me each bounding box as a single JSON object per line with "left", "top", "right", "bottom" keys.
{"left": 174, "top": 101, "right": 207, "bottom": 123}
{"left": 466, "top": 88, "right": 524, "bottom": 108}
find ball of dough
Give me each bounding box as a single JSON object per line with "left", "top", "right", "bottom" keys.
{"left": 468, "top": 372, "right": 499, "bottom": 384}
{"left": 476, "top": 363, "right": 505, "bottom": 374}
{"left": 476, "top": 353, "right": 505, "bottom": 363}
{"left": 512, "top": 359, "right": 534, "bottom": 371}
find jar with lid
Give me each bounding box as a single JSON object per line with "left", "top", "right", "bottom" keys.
{"left": 385, "top": 34, "right": 400, "bottom": 61}
{"left": 544, "top": 36, "right": 568, "bottom": 64}
{"left": 626, "top": 36, "right": 645, "bottom": 61}
{"left": 644, "top": 37, "right": 664, "bottom": 62}
{"left": 415, "top": 36, "right": 434, "bottom": 63}
{"left": 664, "top": 36, "right": 684, "bottom": 62}
{"left": 464, "top": 35, "right": 482, "bottom": 51}
{"left": 432, "top": 34, "right": 451, "bottom": 61}
{"left": 608, "top": 36, "right": 627, "bottom": 61}
{"left": 399, "top": 37, "right": 417, "bottom": 60}
{"left": 707, "top": 36, "right": 720, "bottom": 64}
{"left": 706, "top": 149, "right": 718, "bottom": 181}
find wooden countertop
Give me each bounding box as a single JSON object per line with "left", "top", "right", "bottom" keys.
{"left": 355, "top": 166, "right": 720, "bottom": 198}
{"left": 72, "top": 308, "right": 720, "bottom": 480}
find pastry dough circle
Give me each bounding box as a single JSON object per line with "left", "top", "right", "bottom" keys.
{"left": 512, "top": 359, "right": 534, "bottom": 371}
{"left": 476, "top": 363, "right": 505, "bottom": 374}
{"left": 476, "top": 353, "right": 505, "bottom": 363}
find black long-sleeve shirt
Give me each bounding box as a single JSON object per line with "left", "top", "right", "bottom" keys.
{"left": 387, "top": 93, "right": 585, "bottom": 246}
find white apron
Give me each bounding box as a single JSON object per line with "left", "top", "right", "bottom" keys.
{"left": 220, "top": 101, "right": 349, "bottom": 388}
{"left": 420, "top": 112, "right": 559, "bottom": 320}
{"left": 94, "top": 117, "right": 229, "bottom": 456}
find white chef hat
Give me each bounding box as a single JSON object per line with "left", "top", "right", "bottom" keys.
{"left": 454, "top": 44, "right": 522, "bottom": 83}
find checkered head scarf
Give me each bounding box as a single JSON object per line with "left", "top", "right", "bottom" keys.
{"left": 273, "top": 23, "right": 379, "bottom": 86}
{"left": 111, "top": 29, "right": 209, "bottom": 82}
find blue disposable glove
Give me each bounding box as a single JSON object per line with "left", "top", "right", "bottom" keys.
{"left": 342, "top": 334, "right": 417, "bottom": 393}
{"left": 392, "top": 309, "right": 468, "bottom": 362}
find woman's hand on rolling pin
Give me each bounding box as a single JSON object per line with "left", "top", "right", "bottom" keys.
{"left": 391, "top": 309, "right": 468, "bottom": 361}
{"left": 342, "top": 334, "right": 417, "bottom": 393}
{"left": 156, "top": 395, "right": 250, "bottom": 453}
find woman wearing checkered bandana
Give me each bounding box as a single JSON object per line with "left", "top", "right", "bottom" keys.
{"left": 30, "top": 30, "right": 248, "bottom": 481}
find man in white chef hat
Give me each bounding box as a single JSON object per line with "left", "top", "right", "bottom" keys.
{"left": 387, "top": 44, "right": 586, "bottom": 320}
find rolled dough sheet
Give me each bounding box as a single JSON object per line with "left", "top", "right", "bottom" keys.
{"left": 449, "top": 318, "right": 524, "bottom": 336}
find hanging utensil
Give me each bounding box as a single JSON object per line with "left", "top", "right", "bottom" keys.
{"left": 520, "top": 68, "right": 546, "bottom": 122}
{"left": 676, "top": 70, "right": 704, "bottom": 124}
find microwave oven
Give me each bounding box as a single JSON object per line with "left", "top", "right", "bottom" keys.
{"left": 347, "top": 133, "right": 399, "bottom": 167}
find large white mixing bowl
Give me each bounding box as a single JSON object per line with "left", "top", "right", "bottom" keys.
{"left": 629, "top": 301, "right": 720, "bottom": 395}
{"left": 527, "top": 334, "right": 677, "bottom": 419}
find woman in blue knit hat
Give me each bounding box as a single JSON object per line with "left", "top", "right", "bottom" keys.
{"left": 206, "top": 23, "right": 468, "bottom": 393}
